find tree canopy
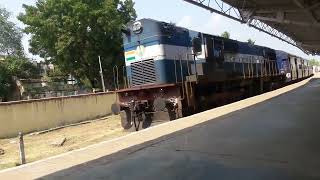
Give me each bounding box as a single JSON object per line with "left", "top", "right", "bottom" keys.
{"left": 0, "top": 8, "right": 24, "bottom": 56}
{"left": 0, "top": 7, "right": 39, "bottom": 101}
{"left": 0, "top": 61, "right": 12, "bottom": 100}
{"left": 18, "top": 0, "right": 137, "bottom": 89}
{"left": 221, "top": 31, "right": 230, "bottom": 39}
{"left": 0, "top": 56, "right": 40, "bottom": 101}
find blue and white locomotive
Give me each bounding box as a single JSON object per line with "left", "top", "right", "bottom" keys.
{"left": 122, "top": 19, "right": 196, "bottom": 86}
{"left": 113, "top": 19, "right": 313, "bottom": 130}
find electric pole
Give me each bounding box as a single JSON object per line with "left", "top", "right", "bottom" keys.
{"left": 98, "top": 56, "right": 106, "bottom": 92}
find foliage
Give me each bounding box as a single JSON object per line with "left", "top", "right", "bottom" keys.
{"left": 0, "top": 56, "right": 40, "bottom": 100}
{"left": 4, "top": 56, "right": 39, "bottom": 79}
{"left": 247, "top": 38, "right": 255, "bottom": 45}
{"left": 309, "top": 59, "right": 320, "bottom": 66}
{"left": 0, "top": 7, "right": 39, "bottom": 101}
{"left": 221, "top": 31, "right": 230, "bottom": 39}
{"left": 0, "top": 8, "right": 24, "bottom": 56}
{"left": 46, "top": 66, "right": 69, "bottom": 82}
{"left": 18, "top": 0, "right": 137, "bottom": 88}
{"left": 0, "top": 62, "right": 11, "bottom": 100}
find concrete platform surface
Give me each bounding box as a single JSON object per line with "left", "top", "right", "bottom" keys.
{"left": 0, "top": 75, "right": 319, "bottom": 180}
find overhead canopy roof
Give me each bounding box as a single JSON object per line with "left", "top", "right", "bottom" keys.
{"left": 184, "top": 0, "right": 320, "bottom": 55}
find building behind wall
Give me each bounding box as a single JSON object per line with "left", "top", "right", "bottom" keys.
{"left": 7, "top": 62, "right": 91, "bottom": 101}
{"left": 15, "top": 78, "right": 83, "bottom": 100}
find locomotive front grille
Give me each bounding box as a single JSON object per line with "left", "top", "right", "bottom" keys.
{"left": 131, "top": 59, "right": 157, "bottom": 86}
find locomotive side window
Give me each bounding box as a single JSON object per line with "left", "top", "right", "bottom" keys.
{"left": 214, "top": 46, "right": 222, "bottom": 58}
{"left": 161, "top": 22, "right": 174, "bottom": 36}
{"left": 192, "top": 37, "right": 202, "bottom": 55}
{"left": 204, "top": 36, "right": 224, "bottom": 67}
{"left": 213, "top": 39, "right": 224, "bottom": 59}
{"left": 213, "top": 39, "right": 224, "bottom": 70}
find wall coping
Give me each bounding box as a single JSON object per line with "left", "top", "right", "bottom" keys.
{"left": 0, "top": 91, "right": 115, "bottom": 106}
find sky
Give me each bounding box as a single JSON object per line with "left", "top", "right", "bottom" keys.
{"left": 2, "top": 0, "right": 320, "bottom": 60}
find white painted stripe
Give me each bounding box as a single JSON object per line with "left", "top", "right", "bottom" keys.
{"left": 125, "top": 44, "right": 205, "bottom": 66}
{"left": 125, "top": 44, "right": 273, "bottom": 66}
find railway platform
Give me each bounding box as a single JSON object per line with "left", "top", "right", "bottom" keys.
{"left": 0, "top": 74, "right": 320, "bottom": 180}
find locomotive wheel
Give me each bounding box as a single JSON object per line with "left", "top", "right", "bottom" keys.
{"left": 142, "top": 113, "right": 153, "bottom": 128}
{"left": 133, "top": 113, "right": 142, "bottom": 131}
{"left": 120, "top": 109, "right": 133, "bottom": 130}
{"left": 168, "top": 107, "right": 179, "bottom": 121}
{"left": 133, "top": 112, "right": 151, "bottom": 131}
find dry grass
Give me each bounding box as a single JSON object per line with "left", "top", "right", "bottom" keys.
{"left": 0, "top": 115, "right": 129, "bottom": 170}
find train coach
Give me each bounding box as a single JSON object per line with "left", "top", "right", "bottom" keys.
{"left": 111, "top": 18, "right": 313, "bottom": 131}
{"left": 276, "top": 50, "right": 313, "bottom": 82}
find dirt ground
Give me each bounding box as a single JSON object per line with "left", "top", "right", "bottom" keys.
{"left": 0, "top": 115, "right": 129, "bottom": 170}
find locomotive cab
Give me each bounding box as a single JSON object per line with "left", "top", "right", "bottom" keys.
{"left": 115, "top": 19, "right": 197, "bottom": 130}
{"left": 122, "top": 19, "right": 195, "bottom": 87}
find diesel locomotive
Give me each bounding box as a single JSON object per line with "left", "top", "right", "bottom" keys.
{"left": 112, "top": 19, "right": 313, "bottom": 131}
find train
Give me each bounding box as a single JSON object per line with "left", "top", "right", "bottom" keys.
{"left": 111, "top": 18, "right": 313, "bottom": 131}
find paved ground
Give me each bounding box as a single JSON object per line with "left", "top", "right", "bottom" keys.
{"left": 34, "top": 77, "right": 320, "bottom": 180}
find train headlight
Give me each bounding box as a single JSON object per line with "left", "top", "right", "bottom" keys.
{"left": 286, "top": 73, "right": 291, "bottom": 78}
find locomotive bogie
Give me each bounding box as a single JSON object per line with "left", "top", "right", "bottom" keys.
{"left": 114, "top": 84, "right": 183, "bottom": 130}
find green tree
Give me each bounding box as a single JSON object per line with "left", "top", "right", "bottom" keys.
{"left": 0, "top": 7, "right": 39, "bottom": 101}
{"left": 18, "top": 0, "right": 137, "bottom": 89}
{"left": 0, "top": 62, "right": 12, "bottom": 100}
{"left": 309, "top": 59, "right": 320, "bottom": 66}
{"left": 247, "top": 38, "right": 255, "bottom": 45}
{"left": 221, "top": 31, "right": 230, "bottom": 39}
{"left": 0, "top": 8, "right": 24, "bottom": 56}
{"left": 46, "top": 66, "right": 69, "bottom": 82}
{"left": 0, "top": 56, "right": 40, "bottom": 101}
{"left": 4, "top": 56, "right": 39, "bottom": 79}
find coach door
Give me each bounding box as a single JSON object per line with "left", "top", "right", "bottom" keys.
{"left": 290, "top": 56, "right": 297, "bottom": 80}
{"left": 296, "top": 58, "right": 303, "bottom": 79}
{"left": 306, "top": 61, "right": 309, "bottom": 76}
